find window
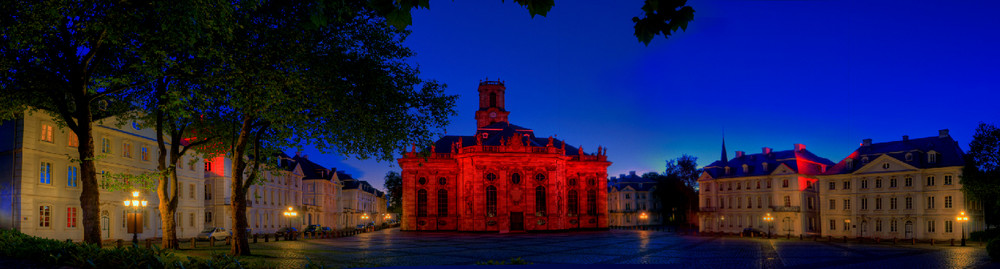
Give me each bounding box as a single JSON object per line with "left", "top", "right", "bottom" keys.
{"left": 568, "top": 190, "right": 579, "bottom": 215}
{"left": 122, "top": 142, "right": 132, "bottom": 158}
{"left": 890, "top": 197, "right": 897, "bottom": 210}
{"left": 568, "top": 178, "right": 577, "bottom": 186}
{"left": 206, "top": 212, "right": 212, "bottom": 223}
{"left": 829, "top": 182, "right": 836, "bottom": 190}
{"left": 861, "top": 179, "right": 868, "bottom": 189}
{"left": 705, "top": 198, "right": 711, "bottom": 208}
{"left": 39, "top": 205, "right": 50, "bottom": 227}
{"left": 205, "top": 162, "right": 212, "bottom": 172}
{"left": 905, "top": 153, "right": 913, "bottom": 161}
{"left": 929, "top": 153, "right": 937, "bottom": 163}
{"left": 756, "top": 181, "right": 761, "bottom": 189}
{"left": 140, "top": 146, "right": 148, "bottom": 161}
{"left": 67, "top": 166, "right": 78, "bottom": 187}
{"left": 808, "top": 197, "right": 815, "bottom": 210}
{"left": 844, "top": 199, "right": 851, "bottom": 210}
{"left": 189, "top": 183, "right": 195, "bottom": 199}
{"left": 829, "top": 219, "right": 836, "bottom": 230}
{"left": 882, "top": 163, "right": 890, "bottom": 169}
{"left": 205, "top": 184, "right": 212, "bottom": 200}
{"left": 843, "top": 180, "right": 851, "bottom": 189}
{"left": 66, "top": 207, "right": 77, "bottom": 228}
{"left": 416, "top": 189, "right": 427, "bottom": 217}
{"left": 587, "top": 190, "right": 597, "bottom": 216}
{"left": 905, "top": 197, "right": 912, "bottom": 209}
{"left": 861, "top": 198, "right": 867, "bottom": 210}
{"left": 588, "top": 178, "right": 596, "bottom": 186}
{"left": 846, "top": 159, "right": 853, "bottom": 169}
{"left": 101, "top": 137, "right": 111, "bottom": 154}
{"left": 927, "top": 196, "right": 935, "bottom": 209}
{"left": 876, "top": 220, "right": 882, "bottom": 232}
{"left": 876, "top": 178, "right": 882, "bottom": 188}
{"left": 189, "top": 212, "right": 194, "bottom": 227}
{"left": 927, "top": 220, "right": 935, "bottom": 233}
{"left": 927, "top": 176, "right": 935, "bottom": 186}
{"left": 418, "top": 177, "right": 427, "bottom": 185}
{"left": 40, "top": 162, "right": 52, "bottom": 184}
{"left": 829, "top": 199, "right": 836, "bottom": 210}
{"left": 945, "top": 220, "right": 953, "bottom": 233}
{"left": 783, "top": 196, "right": 791, "bottom": 207}
{"left": 438, "top": 189, "right": 448, "bottom": 217}
{"left": 511, "top": 173, "right": 521, "bottom": 184}
{"left": 737, "top": 197, "right": 741, "bottom": 208}
{"left": 535, "top": 186, "right": 546, "bottom": 215}
{"left": 40, "top": 124, "right": 54, "bottom": 142}
{"left": 782, "top": 179, "right": 789, "bottom": 188}
{"left": 844, "top": 220, "right": 851, "bottom": 231}
{"left": 68, "top": 132, "right": 78, "bottom": 147}
{"left": 439, "top": 177, "right": 447, "bottom": 185}
{"left": 757, "top": 197, "right": 762, "bottom": 208}
{"left": 489, "top": 92, "right": 497, "bottom": 107}
{"left": 905, "top": 176, "right": 913, "bottom": 187}
{"left": 875, "top": 198, "right": 882, "bottom": 210}
{"left": 486, "top": 186, "right": 497, "bottom": 217}
{"left": 747, "top": 196, "right": 752, "bottom": 208}
{"left": 945, "top": 196, "right": 952, "bottom": 208}
{"left": 944, "top": 175, "right": 953, "bottom": 185}
{"left": 891, "top": 219, "right": 897, "bottom": 232}
{"left": 535, "top": 173, "right": 545, "bottom": 181}
{"left": 890, "top": 177, "right": 897, "bottom": 188}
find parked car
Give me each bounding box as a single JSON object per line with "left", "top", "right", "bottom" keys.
{"left": 197, "top": 227, "right": 230, "bottom": 241}
{"left": 741, "top": 228, "right": 766, "bottom": 237}
{"left": 321, "top": 226, "right": 332, "bottom": 232}
{"left": 304, "top": 225, "right": 321, "bottom": 233}
{"left": 276, "top": 227, "right": 297, "bottom": 236}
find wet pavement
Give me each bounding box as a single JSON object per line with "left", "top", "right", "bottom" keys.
{"left": 179, "top": 228, "right": 999, "bottom": 268}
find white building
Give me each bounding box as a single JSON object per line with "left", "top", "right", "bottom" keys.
{"left": 608, "top": 171, "right": 661, "bottom": 226}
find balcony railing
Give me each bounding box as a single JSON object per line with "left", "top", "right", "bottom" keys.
{"left": 771, "top": 206, "right": 801, "bottom": 212}
{"left": 700, "top": 207, "right": 718, "bottom": 212}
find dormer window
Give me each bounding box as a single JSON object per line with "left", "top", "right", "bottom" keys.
{"left": 905, "top": 153, "right": 913, "bottom": 162}
{"left": 742, "top": 164, "right": 748, "bottom": 173}
{"left": 725, "top": 166, "right": 731, "bottom": 175}
{"left": 861, "top": 156, "right": 869, "bottom": 164}
{"left": 762, "top": 162, "right": 768, "bottom": 171}
{"left": 846, "top": 159, "right": 854, "bottom": 169}
{"left": 928, "top": 151, "right": 938, "bottom": 163}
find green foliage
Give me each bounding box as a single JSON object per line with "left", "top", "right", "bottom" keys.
{"left": 989, "top": 239, "right": 1000, "bottom": 261}
{"left": 384, "top": 171, "right": 403, "bottom": 214}
{"left": 962, "top": 122, "right": 1000, "bottom": 227}
{"left": 475, "top": 257, "right": 532, "bottom": 265}
{"left": 970, "top": 229, "right": 1000, "bottom": 242}
{"left": 0, "top": 229, "right": 270, "bottom": 268}
{"left": 665, "top": 154, "right": 701, "bottom": 188}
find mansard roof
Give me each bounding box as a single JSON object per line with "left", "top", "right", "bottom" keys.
{"left": 608, "top": 172, "right": 657, "bottom": 192}
{"left": 824, "top": 133, "right": 965, "bottom": 175}
{"left": 343, "top": 179, "right": 376, "bottom": 194}
{"left": 292, "top": 155, "right": 337, "bottom": 181}
{"left": 703, "top": 147, "right": 834, "bottom": 179}
{"left": 429, "top": 121, "right": 587, "bottom": 156}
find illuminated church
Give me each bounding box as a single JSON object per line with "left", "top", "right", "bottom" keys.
{"left": 398, "top": 80, "right": 611, "bottom": 232}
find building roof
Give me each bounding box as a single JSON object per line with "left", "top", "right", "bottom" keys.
{"left": 823, "top": 132, "right": 965, "bottom": 175}
{"left": 428, "top": 121, "right": 588, "bottom": 156}
{"left": 702, "top": 145, "right": 835, "bottom": 179}
{"left": 608, "top": 171, "right": 657, "bottom": 191}
{"left": 292, "top": 154, "right": 337, "bottom": 181}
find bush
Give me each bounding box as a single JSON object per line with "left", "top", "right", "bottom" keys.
{"left": 989, "top": 239, "right": 1000, "bottom": 262}
{"left": 971, "top": 229, "right": 1000, "bottom": 242}
{"left": 0, "top": 229, "right": 268, "bottom": 268}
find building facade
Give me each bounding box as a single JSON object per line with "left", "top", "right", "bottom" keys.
{"left": 698, "top": 143, "right": 833, "bottom": 237}
{"left": 340, "top": 177, "right": 383, "bottom": 229}
{"left": 819, "top": 130, "right": 985, "bottom": 240}
{"left": 294, "top": 154, "right": 343, "bottom": 229}
{"left": 397, "top": 80, "right": 611, "bottom": 232}
{"left": 608, "top": 172, "right": 662, "bottom": 227}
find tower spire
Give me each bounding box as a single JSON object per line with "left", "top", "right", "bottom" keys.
{"left": 721, "top": 135, "right": 728, "bottom": 163}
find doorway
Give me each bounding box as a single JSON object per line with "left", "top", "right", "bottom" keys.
{"left": 905, "top": 221, "right": 913, "bottom": 238}
{"left": 101, "top": 215, "right": 110, "bottom": 239}
{"left": 510, "top": 212, "right": 524, "bottom": 231}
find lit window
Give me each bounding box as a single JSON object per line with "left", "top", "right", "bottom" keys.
{"left": 40, "top": 124, "right": 54, "bottom": 142}
{"left": 39, "top": 205, "right": 50, "bottom": 227}
{"left": 66, "top": 207, "right": 76, "bottom": 228}
{"left": 68, "top": 132, "right": 78, "bottom": 147}
{"left": 122, "top": 142, "right": 132, "bottom": 158}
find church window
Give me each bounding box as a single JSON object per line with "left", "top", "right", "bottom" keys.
{"left": 418, "top": 177, "right": 427, "bottom": 185}
{"left": 588, "top": 177, "right": 596, "bottom": 185}
{"left": 438, "top": 177, "right": 447, "bottom": 185}
{"left": 535, "top": 173, "right": 546, "bottom": 181}
{"left": 417, "top": 189, "right": 427, "bottom": 217}
{"left": 587, "top": 190, "right": 597, "bottom": 216}
{"left": 486, "top": 186, "right": 497, "bottom": 217}
{"left": 568, "top": 190, "right": 579, "bottom": 215}
{"left": 489, "top": 92, "right": 497, "bottom": 107}
{"left": 485, "top": 173, "right": 497, "bottom": 181}
{"left": 535, "top": 186, "right": 547, "bottom": 215}
{"left": 511, "top": 173, "right": 521, "bottom": 184}
{"left": 438, "top": 189, "right": 448, "bottom": 217}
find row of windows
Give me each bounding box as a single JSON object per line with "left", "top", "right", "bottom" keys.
{"left": 827, "top": 195, "right": 954, "bottom": 210}
{"left": 416, "top": 187, "right": 598, "bottom": 217}
{"left": 828, "top": 175, "right": 953, "bottom": 190}
{"left": 707, "top": 178, "right": 809, "bottom": 192}
{"left": 39, "top": 162, "right": 79, "bottom": 187}
{"left": 706, "top": 195, "right": 815, "bottom": 210}
{"left": 827, "top": 219, "right": 956, "bottom": 234}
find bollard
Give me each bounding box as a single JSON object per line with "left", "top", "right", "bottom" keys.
{"left": 931, "top": 239, "right": 935, "bottom": 246}
{"left": 117, "top": 239, "right": 123, "bottom": 248}
{"left": 951, "top": 239, "right": 955, "bottom": 246}
{"left": 843, "top": 236, "right": 847, "bottom": 243}
{"left": 253, "top": 234, "right": 258, "bottom": 243}
{"left": 210, "top": 236, "right": 216, "bottom": 247}
{"left": 800, "top": 234, "right": 803, "bottom": 240}
{"left": 911, "top": 238, "right": 915, "bottom": 245}
{"left": 191, "top": 238, "right": 196, "bottom": 248}
{"left": 265, "top": 234, "right": 270, "bottom": 242}
{"left": 146, "top": 238, "right": 152, "bottom": 248}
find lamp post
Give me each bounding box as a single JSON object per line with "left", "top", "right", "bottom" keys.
{"left": 122, "top": 191, "right": 147, "bottom": 246}
{"left": 845, "top": 219, "right": 851, "bottom": 238}
{"left": 361, "top": 213, "right": 370, "bottom": 231}
{"left": 763, "top": 213, "right": 774, "bottom": 238}
{"left": 639, "top": 211, "right": 649, "bottom": 229}
{"left": 283, "top": 207, "right": 297, "bottom": 239}
{"left": 957, "top": 211, "right": 969, "bottom": 246}
{"left": 720, "top": 216, "right": 725, "bottom": 233}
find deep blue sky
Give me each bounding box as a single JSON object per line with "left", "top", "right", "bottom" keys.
{"left": 298, "top": 0, "right": 1000, "bottom": 191}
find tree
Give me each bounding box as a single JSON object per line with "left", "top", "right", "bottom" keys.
{"left": 384, "top": 171, "right": 403, "bottom": 214}
{"left": 371, "top": 0, "right": 695, "bottom": 45}
{"left": 209, "top": 1, "right": 456, "bottom": 256}
{"left": 963, "top": 122, "right": 1000, "bottom": 228}
{"left": 665, "top": 154, "right": 701, "bottom": 188}
{"left": 0, "top": 0, "right": 227, "bottom": 245}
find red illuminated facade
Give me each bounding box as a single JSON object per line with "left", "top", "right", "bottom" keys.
{"left": 398, "top": 80, "right": 611, "bottom": 232}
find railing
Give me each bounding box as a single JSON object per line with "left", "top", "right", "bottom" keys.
{"left": 771, "top": 206, "right": 801, "bottom": 212}
{"left": 700, "top": 207, "right": 718, "bottom": 212}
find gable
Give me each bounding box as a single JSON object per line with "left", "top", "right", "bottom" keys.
{"left": 698, "top": 171, "right": 714, "bottom": 181}
{"left": 771, "top": 163, "right": 794, "bottom": 175}
{"left": 853, "top": 154, "right": 918, "bottom": 175}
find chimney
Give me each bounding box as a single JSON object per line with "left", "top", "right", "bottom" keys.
{"left": 735, "top": 151, "right": 745, "bottom": 158}
{"left": 762, "top": 147, "right": 772, "bottom": 155}
{"left": 295, "top": 151, "right": 302, "bottom": 157}
{"left": 794, "top": 144, "right": 806, "bottom": 152}
{"left": 939, "top": 129, "right": 950, "bottom": 138}
{"left": 902, "top": 135, "right": 909, "bottom": 141}
{"left": 862, "top": 139, "right": 872, "bottom": 147}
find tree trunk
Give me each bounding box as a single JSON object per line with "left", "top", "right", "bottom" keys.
{"left": 229, "top": 118, "right": 253, "bottom": 256}
{"left": 157, "top": 168, "right": 179, "bottom": 249}
{"left": 76, "top": 108, "right": 101, "bottom": 245}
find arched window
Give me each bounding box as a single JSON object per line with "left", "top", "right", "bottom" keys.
{"left": 568, "top": 190, "right": 579, "bottom": 215}
{"left": 489, "top": 92, "right": 497, "bottom": 107}
{"left": 417, "top": 189, "right": 427, "bottom": 217}
{"left": 568, "top": 178, "right": 577, "bottom": 186}
{"left": 587, "top": 190, "right": 597, "bottom": 216}
{"left": 510, "top": 173, "right": 521, "bottom": 184}
{"left": 437, "top": 189, "right": 448, "bottom": 217}
{"left": 485, "top": 173, "right": 497, "bottom": 181}
{"left": 486, "top": 186, "right": 497, "bottom": 217}
{"left": 418, "top": 177, "right": 427, "bottom": 185}
{"left": 535, "top": 173, "right": 546, "bottom": 181}
{"left": 588, "top": 177, "right": 596, "bottom": 185}
{"left": 535, "top": 186, "right": 546, "bottom": 215}
{"left": 438, "top": 177, "right": 447, "bottom": 185}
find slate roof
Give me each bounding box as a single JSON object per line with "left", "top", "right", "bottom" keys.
{"left": 292, "top": 155, "right": 337, "bottom": 181}
{"left": 702, "top": 147, "right": 835, "bottom": 179}
{"left": 608, "top": 172, "right": 658, "bottom": 192}
{"left": 823, "top": 133, "right": 965, "bottom": 175}
{"left": 428, "top": 122, "right": 588, "bottom": 156}
{"left": 342, "top": 179, "right": 377, "bottom": 194}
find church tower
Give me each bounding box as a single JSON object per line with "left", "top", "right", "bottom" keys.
{"left": 475, "top": 80, "right": 510, "bottom": 128}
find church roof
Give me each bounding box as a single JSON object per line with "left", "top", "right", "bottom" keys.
{"left": 703, "top": 147, "right": 834, "bottom": 179}
{"left": 823, "top": 133, "right": 965, "bottom": 175}
{"left": 429, "top": 121, "right": 588, "bottom": 156}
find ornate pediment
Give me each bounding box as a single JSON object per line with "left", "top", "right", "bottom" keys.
{"left": 853, "top": 154, "right": 918, "bottom": 175}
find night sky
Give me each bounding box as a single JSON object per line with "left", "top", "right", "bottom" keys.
{"left": 297, "top": 0, "right": 1000, "bottom": 191}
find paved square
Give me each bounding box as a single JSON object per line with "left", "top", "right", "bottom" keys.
{"left": 185, "top": 228, "right": 999, "bottom": 268}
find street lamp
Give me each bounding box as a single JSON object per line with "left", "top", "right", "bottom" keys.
{"left": 957, "top": 211, "right": 969, "bottom": 246}
{"left": 720, "top": 216, "right": 725, "bottom": 232}
{"left": 283, "top": 207, "right": 297, "bottom": 240}
{"left": 122, "top": 191, "right": 147, "bottom": 246}
{"left": 361, "top": 213, "right": 370, "bottom": 231}
{"left": 763, "top": 213, "right": 774, "bottom": 238}
{"left": 639, "top": 212, "right": 649, "bottom": 229}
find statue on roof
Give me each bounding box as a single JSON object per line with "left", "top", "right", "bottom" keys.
{"left": 579, "top": 146, "right": 584, "bottom": 156}
{"left": 547, "top": 136, "right": 553, "bottom": 147}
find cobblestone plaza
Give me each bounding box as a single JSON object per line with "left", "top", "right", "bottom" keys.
{"left": 180, "top": 228, "right": 997, "bottom": 268}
